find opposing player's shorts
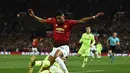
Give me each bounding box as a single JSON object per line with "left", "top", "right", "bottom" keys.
{"left": 78, "top": 46, "right": 90, "bottom": 56}
{"left": 50, "top": 65, "right": 64, "bottom": 73}
{"left": 90, "top": 50, "right": 97, "bottom": 53}
{"left": 49, "top": 45, "right": 70, "bottom": 57}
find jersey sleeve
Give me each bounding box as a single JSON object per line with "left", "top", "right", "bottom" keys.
{"left": 46, "top": 18, "right": 56, "bottom": 24}
{"left": 116, "top": 38, "right": 120, "bottom": 43}
{"left": 69, "top": 20, "right": 78, "bottom": 26}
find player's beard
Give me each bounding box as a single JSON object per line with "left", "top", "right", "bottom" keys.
{"left": 57, "top": 21, "right": 64, "bottom": 25}
{"left": 57, "top": 20, "right": 64, "bottom": 25}
{"left": 58, "top": 23, "right": 64, "bottom": 25}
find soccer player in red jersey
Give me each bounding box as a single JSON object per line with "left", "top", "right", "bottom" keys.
{"left": 32, "top": 38, "right": 39, "bottom": 55}
{"left": 28, "top": 9, "right": 103, "bottom": 47}
{"left": 28, "top": 9, "right": 104, "bottom": 73}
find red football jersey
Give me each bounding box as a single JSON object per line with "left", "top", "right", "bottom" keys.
{"left": 46, "top": 18, "right": 77, "bottom": 45}
{"left": 32, "top": 39, "right": 38, "bottom": 47}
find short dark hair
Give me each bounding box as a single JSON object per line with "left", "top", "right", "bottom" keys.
{"left": 56, "top": 10, "right": 64, "bottom": 16}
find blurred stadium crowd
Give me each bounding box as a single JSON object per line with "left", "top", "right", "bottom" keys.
{"left": 0, "top": 0, "right": 130, "bottom": 54}
{"left": 0, "top": 10, "right": 130, "bottom": 54}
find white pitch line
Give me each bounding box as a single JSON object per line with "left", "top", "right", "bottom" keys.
{"left": 70, "top": 70, "right": 105, "bottom": 73}
{"left": 87, "top": 70, "right": 105, "bottom": 72}
{"left": 0, "top": 67, "right": 105, "bottom": 73}
{"left": 0, "top": 67, "right": 16, "bottom": 69}
{"left": 0, "top": 67, "right": 26, "bottom": 69}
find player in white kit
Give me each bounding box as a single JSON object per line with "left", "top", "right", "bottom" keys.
{"left": 29, "top": 45, "right": 70, "bottom": 73}
{"left": 90, "top": 45, "right": 100, "bottom": 61}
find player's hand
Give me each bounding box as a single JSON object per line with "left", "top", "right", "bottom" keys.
{"left": 28, "top": 9, "right": 35, "bottom": 17}
{"left": 95, "top": 12, "right": 104, "bottom": 18}
{"left": 116, "top": 42, "right": 120, "bottom": 46}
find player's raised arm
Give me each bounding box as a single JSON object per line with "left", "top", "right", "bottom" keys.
{"left": 28, "top": 9, "right": 47, "bottom": 23}
{"left": 77, "top": 12, "right": 104, "bottom": 23}
{"left": 116, "top": 42, "right": 120, "bottom": 46}
{"left": 116, "top": 38, "right": 120, "bottom": 46}
{"left": 79, "top": 34, "right": 84, "bottom": 43}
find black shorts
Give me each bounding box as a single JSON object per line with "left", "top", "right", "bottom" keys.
{"left": 109, "top": 46, "right": 116, "bottom": 53}
{"left": 91, "top": 50, "right": 96, "bottom": 53}
{"left": 53, "top": 40, "right": 69, "bottom": 47}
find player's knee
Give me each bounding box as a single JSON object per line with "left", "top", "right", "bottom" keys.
{"left": 109, "top": 50, "right": 112, "bottom": 53}
{"left": 42, "top": 61, "right": 50, "bottom": 67}
{"left": 40, "top": 70, "right": 49, "bottom": 73}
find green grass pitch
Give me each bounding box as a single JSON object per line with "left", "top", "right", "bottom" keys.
{"left": 0, "top": 55, "right": 130, "bottom": 73}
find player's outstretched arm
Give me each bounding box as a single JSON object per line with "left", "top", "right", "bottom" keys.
{"left": 79, "top": 34, "right": 84, "bottom": 43}
{"left": 28, "top": 9, "right": 47, "bottom": 23}
{"left": 78, "top": 12, "right": 104, "bottom": 23}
